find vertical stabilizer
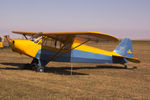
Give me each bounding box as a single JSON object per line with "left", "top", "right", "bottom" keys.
{"left": 113, "top": 38, "right": 133, "bottom": 58}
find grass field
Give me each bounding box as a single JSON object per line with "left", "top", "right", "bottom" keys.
{"left": 0, "top": 40, "right": 150, "bottom": 100}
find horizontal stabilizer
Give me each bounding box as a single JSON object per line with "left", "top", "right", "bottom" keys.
{"left": 113, "top": 55, "right": 140, "bottom": 63}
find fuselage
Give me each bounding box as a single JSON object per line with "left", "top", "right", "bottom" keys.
{"left": 11, "top": 39, "right": 121, "bottom": 66}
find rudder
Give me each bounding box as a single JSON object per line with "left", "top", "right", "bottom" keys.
{"left": 113, "top": 38, "right": 133, "bottom": 58}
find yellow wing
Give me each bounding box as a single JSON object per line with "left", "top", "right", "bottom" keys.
{"left": 12, "top": 30, "right": 119, "bottom": 42}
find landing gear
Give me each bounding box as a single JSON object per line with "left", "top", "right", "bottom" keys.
{"left": 31, "top": 63, "right": 45, "bottom": 72}
{"left": 32, "top": 64, "right": 45, "bottom": 72}
{"left": 36, "top": 66, "right": 45, "bottom": 72}
{"left": 31, "top": 58, "right": 45, "bottom": 72}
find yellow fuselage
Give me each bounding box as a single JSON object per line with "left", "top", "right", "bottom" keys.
{"left": 11, "top": 39, "right": 120, "bottom": 58}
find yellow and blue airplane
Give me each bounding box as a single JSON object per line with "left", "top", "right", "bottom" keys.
{"left": 5, "top": 30, "right": 140, "bottom": 72}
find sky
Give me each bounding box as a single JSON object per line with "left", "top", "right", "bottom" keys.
{"left": 0, "top": 0, "right": 150, "bottom": 39}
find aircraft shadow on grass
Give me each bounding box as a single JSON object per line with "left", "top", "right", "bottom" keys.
{"left": 0, "top": 62, "right": 137, "bottom": 75}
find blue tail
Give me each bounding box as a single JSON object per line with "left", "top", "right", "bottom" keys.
{"left": 113, "top": 38, "right": 140, "bottom": 63}
{"left": 114, "top": 38, "right": 133, "bottom": 58}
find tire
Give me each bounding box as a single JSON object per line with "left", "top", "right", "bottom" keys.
{"left": 36, "top": 66, "right": 45, "bottom": 72}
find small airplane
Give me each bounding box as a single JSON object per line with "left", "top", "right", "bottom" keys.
{"left": 0, "top": 36, "right": 4, "bottom": 48}
{"left": 5, "top": 30, "right": 140, "bottom": 72}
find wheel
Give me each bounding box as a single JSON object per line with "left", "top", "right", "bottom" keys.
{"left": 31, "top": 58, "right": 45, "bottom": 72}
{"left": 36, "top": 66, "right": 45, "bottom": 72}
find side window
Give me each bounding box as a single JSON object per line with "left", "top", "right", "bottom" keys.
{"left": 42, "top": 38, "right": 55, "bottom": 48}
{"left": 42, "top": 38, "right": 71, "bottom": 50}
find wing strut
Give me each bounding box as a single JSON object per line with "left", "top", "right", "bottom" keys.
{"left": 70, "top": 39, "right": 90, "bottom": 51}
{"left": 23, "top": 34, "right": 28, "bottom": 40}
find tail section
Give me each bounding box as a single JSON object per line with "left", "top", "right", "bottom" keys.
{"left": 114, "top": 38, "right": 133, "bottom": 57}
{"left": 113, "top": 38, "right": 140, "bottom": 63}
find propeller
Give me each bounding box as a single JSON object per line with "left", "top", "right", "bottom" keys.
{"left": 4, "top": 35, "right": 15, "bottom": 49}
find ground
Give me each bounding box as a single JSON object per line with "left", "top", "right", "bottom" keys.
{"left": 0, "top": 40, "right": 150, "bottom": 100}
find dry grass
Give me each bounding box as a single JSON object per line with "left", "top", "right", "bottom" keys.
{"left": 0, "top": 41, "right": 150, "bottom": 100}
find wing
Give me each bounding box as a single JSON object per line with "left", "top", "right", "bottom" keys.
{"left": 12, "top": 30, "right": 119, "bottom": 42}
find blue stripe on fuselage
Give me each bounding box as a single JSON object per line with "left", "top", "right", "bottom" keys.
{"left": 71, "top": 50, "right": 113, "bottom": 63}
{"left": 35, "top": 49, "right": 113, "bottom": 66}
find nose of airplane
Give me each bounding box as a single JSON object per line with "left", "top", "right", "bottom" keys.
{"left": 11, "top": 40, "right": 25, "bottom": 54}
{"left": 4, "top": 35, "right": 23, "bottom": 53}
